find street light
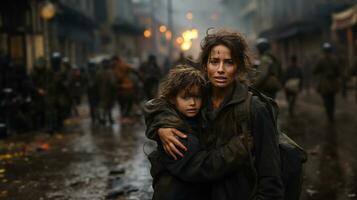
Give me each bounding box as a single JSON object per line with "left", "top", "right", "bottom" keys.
{"left": 159, "top": 25, "right": 167, "bottom": 33}
{"left": 165, "top": 31, "right": 172, "bottom": 40}
{"left": 40, "top": 1, "right": 56, "bottom": 69}
{"left": 144, "top": 29, "right": 152, "bottom": 38}
{"left": 181, "top": 41, "right": 192, "bottom": 51}
{"left": 176, "top": 37, "right": 184, "bottom": 45}
{"left": 40, "top": 1, "right": 56, "bottom": 20}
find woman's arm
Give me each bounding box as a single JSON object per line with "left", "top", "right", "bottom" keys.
{"left": 157, "top": 134, "right": 249, "bottom": 182}
{"left": 144, "top": 99, "right": 188, "bottom": 159}
{"left": 251, "top": 98, "right": 284, "bottom": 199}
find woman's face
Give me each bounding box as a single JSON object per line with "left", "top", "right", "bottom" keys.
{"left": 206, "top": 45, "right": 237, "bottom": 88}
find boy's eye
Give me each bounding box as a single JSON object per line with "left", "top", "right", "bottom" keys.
{"left": 183, "top": 96, "right": 191, "bottom": 100}
{"left": 182, "top": 95, "right": 201, "bottom": 100}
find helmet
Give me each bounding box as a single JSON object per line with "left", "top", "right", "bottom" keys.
{"left": 322, "top": 42, "right": 332, "bottom": 53}
{"left": 256, "top": 38, "right": 270, "bottom": 53}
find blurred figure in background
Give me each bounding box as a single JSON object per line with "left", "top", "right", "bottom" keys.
{"left": 284, "top": 55, "right": 303, "bottom": 117}
{"left": 253, "top": 38, "right": 283, "bottom": 99}
{"left": 69, "top": 66, "right": 84, "bottom": 107}
{"left": 314, "top": 42, "right": 341, "bottom": 123}
{"left": 96, "top": 59, "right": 117, "bottom": 125}
{"left": 162, "top": 56, "right": 172, "bottom": 76}
{"left": 113, "top": 56, "right": 138, "bottom": 124}
{"left": 173, "top": 52, "right": 187, "bottom": 66}
{"left": 86, "top": 60, "right": 99, "bottom": 124}
{"left": 352, "top": 56, "right": 357, "bottom": 103}
{"left": 139, "top": 54, "right": 162, "bottom": 100}
{"left": 59, "top": 58, "right": 74, "bottom": 118}
{"left": 30, "top": 57, "right": 51, "bottom": 130}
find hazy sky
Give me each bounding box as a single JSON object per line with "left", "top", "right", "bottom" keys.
{"left": 170, "top": 0, "right": 239, "bottom": 58}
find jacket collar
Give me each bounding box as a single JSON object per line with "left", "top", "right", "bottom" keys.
{"left": 227, "top": 81, "right": 249, "bottom": 105}
{"left": 205, "top": 81, "right": 249, "bottom": 114}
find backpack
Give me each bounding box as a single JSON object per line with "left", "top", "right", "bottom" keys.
{"left": 261, "top": 54, "right": 283, "bottom": 92}
{"left": 238, "top": 87, "right": 307, "bottom": 200}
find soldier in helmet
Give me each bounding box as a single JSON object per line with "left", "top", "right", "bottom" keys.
{"left": 253, "top": 38, "right": 283, "bottom": 99}
{"left": 139, "top": 54, "right": 163, "bottom": 100}
{"left": 314, "top": 42, "right": 341, "bottom": 123}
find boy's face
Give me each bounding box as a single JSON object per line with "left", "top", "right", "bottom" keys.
{"left": 174, "top": 86, "right": 202, "bottom": 117}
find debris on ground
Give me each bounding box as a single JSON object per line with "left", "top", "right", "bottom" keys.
{"left": 306, "top": 188, "right": 318, "bottom": 196}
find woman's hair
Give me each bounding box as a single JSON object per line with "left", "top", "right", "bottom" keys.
{"left": 199, "top": 28, "right": 253, "bottom": 83}
{"left": 158, "top": 65, "right": 207, "bottom": 101}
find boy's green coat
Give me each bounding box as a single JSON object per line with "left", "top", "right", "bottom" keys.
{"left": 144, "top": 82, "right": 284, "bottom": 200}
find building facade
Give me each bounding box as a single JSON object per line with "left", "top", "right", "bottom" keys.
{"left": 0, "top": 0, "right": 96, "bottom": 72}
{"left": 222, "top": 0, "right": 356, "bottom": 69}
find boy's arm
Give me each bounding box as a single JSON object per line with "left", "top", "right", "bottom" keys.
{"left": 159, "top": 134, "right": 249, "bottom": 182}
{"left": 144, "top": 99, "right": 183, "bottom": 141}
{"left": 144, "top": 99, "right": 249, "bottom": 181}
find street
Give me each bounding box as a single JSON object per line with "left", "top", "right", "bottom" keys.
{"left": 1, "top": 0, "right": 356, "bottom": 199}
{"left": 0, "top": 107, "right": 155, "bottom": 200}
{"left": 0, "top": 89, "right": 357, "bottom": 200}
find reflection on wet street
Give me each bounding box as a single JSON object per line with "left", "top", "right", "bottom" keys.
{"left": 0, "top": 90, "right": 357, "bottom": 200}
{"left": 278, "top": 91, "right": 357, "bottom": 200}
{"left": 0, "top": 107, "right": 155, "bottom": 200}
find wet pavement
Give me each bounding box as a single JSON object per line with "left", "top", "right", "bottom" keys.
{"left": 0, "top": 108, "right": 155, "bottom": 200}
{"left": 277, "top": 90, "right": 357, "bottom": 200}
{"left": 0, "top": 89, "right": 357, "bottom": 200}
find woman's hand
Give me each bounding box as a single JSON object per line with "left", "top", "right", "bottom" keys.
{"left": 158, "top": 128, "right": 187, "bottom": 160}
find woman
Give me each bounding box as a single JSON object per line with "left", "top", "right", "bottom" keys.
{"left": 146, "top": 29, "right": 284, "bottom": 199}
{"left": 145, "top": 65, "right": 249, "bottom": 200}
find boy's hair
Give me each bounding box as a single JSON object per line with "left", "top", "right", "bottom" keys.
{"left": 158, "top": 65, "right": 207, "bottom": 101}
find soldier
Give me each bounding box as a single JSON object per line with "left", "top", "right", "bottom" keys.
{"left": 284, "top": 55, "right": 303, "bottom": 117}
{"left": 352, "top": 56, "right": 357, "bottom": 103}
{"left": 30, "top": 57, "right": 52, "bottom": 130}
{"left": 253, "top": 38, "right": 283, "bottom": 99}
{"left": 314, "top": 42, "right": 341, "bottom": 123}
{"left": 86, "top": 60, "right": 99, "bottom": 123}
{"left": 139, "top": 54, "right": 162, "bottom": 100}
{"left": 96, "top": 59, "right": 117, "bottom": 125}
{"left": 113, "top": 56, "right": 139, "bottom": 123}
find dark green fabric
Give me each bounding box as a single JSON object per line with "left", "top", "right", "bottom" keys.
{"left": 314, "top": 54, "right": 341, "bottom": 94}
{"left": 200, "top": 82, "right": 283, "bottom": 200}
{"left": 144, "top": 98, "right": 250, "bottom": 200}
{"left": 144, "top": 82, "right": 284, "bottom": 200}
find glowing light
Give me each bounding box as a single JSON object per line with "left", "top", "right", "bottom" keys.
{"left": 165, "top": 31, "right": 172, "bottom": 40}
{"left": 181, "top": 41, "right": 192, "bottom": 51}
{"left": 159, "top": 25, "right": 167, "bottom": 33}
{"left": 182, "top": 30, "right": 192, "bottom": 40}
{"left": 191, "top": 29, "right": 198, "bottom": 39}
{"left": 182, "top": 29, "right": 199, "bottom": 41}
{"left": 176, "top": 37, "right": 184, "bottom": 45}
{"left": 40, "top": 2, "right": 56, "bottom": 20}
{"left": 144, "top": 29, "right": 152, "bottom": 38}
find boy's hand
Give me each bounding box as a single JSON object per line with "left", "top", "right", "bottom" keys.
{"left": 158, "top": 128, "right": 187, "bottom": 160}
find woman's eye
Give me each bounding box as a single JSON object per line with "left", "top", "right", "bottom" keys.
{"left": 209, "top": 59, "right": 219, "bottom": 65}
{"left": 225, "top": 60, "right": 234, "bottom": 65}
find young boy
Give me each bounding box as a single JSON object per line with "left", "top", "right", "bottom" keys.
{"left": 144, "top": 65, "right": 250, "bottom": 200}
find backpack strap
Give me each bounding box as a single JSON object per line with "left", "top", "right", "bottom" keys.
{"left": 240, "top": 91, "right": 258, "bottom": 199}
